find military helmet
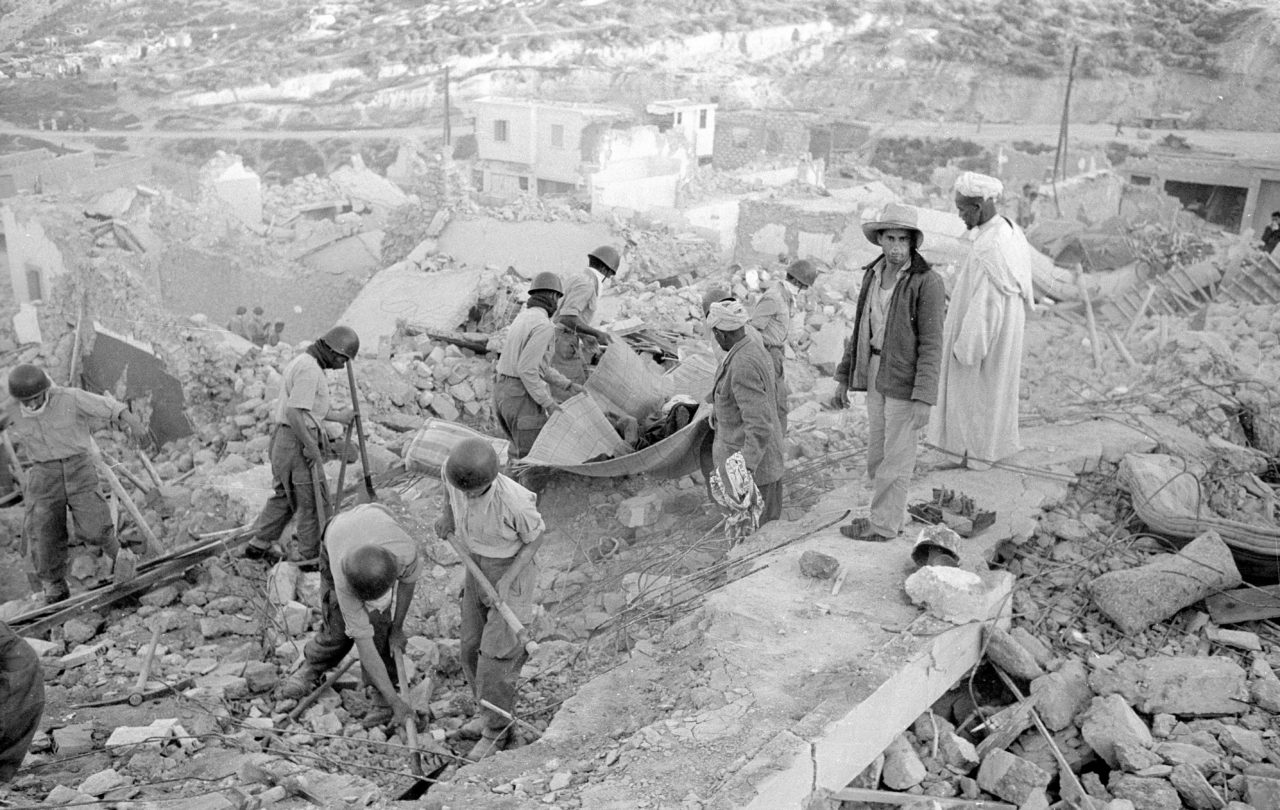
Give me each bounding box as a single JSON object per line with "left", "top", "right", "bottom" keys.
{"left": 445, "top": 438, "right": 499, "bottom": 492}
{"left": 785, "top": 259, "right": 819, "bottom": 288}
{"left": 588, "top": 245, "right": 621, "bottom": 275}
{"left": 8, "top": 364, "right": 50, "bottom": 400}
{"left": 530, "top": 271, "right": 564, "bottom": 296}
{"left": 319, "top": 325, "right": 360, "bottom": 360}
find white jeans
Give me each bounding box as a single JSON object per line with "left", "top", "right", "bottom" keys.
{"left": 865, "top": 355, "right": 919, "bottom": 536}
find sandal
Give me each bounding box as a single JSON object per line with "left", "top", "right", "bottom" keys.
{"left": 839, "top": 518, "right": 894, "bottom": 542}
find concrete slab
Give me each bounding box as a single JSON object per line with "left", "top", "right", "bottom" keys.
{"left": 338, "top": 263, "right": 482, "bottom": 351}
{"left": 424, "top": 420, "right": 1154, "bottom": 809}
{"left": 435, "top": 218, "right": 615, "bottom": 281}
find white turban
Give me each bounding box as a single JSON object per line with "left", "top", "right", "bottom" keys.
{"left": 706, "top": 300, "right": 749, "bottom": 332}
{"left": 954, "top": 171, "right": 1004, "bottom": 200}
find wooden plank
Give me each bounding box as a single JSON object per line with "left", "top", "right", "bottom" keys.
{"left": 829, "top": 788, "right": 1015, "bottom": 808}
{"left": 974, "top": 696, "right": 1036, "bottom": 759}
{"left": 1206, "top": 584, "right": 1280, "bottom": 625}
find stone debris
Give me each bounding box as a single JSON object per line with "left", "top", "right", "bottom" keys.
{"left": 1086, "top": 530, "right": 1242, "bottom": 634}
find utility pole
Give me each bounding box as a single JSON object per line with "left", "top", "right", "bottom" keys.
{"left": 1051, "top": 43, "right": 1079, "bottom": 216}
{"left": 442, "top": 66, "right": 451, "bottom": 147}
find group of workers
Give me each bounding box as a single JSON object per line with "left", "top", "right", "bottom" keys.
{"left": 228, "top": 305, "right": 287, "bottom": 348}
{"left": 0, "top": 168, "right": 1036, "bottom": 779}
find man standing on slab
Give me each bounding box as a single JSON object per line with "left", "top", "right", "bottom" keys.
{"left": 929, "top": 172, "right": 1036, "bottom": 470}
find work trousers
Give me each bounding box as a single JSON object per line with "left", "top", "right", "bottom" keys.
{"left": 758, "top": 480, "right": 784, "bottom": 527}
{"left": 765, "top": 345, "right": 789, "bottom": 435}
{"left": 250, "top": 426, "right": 330, "bottom": 560}
{"left": 0, "top": 626, "right": 44, "bottom": 782}
{"left": 302, "top": 541, "right": 397, "bottom": 685}
{"left": 460, "top": 552, "right": 537, "bottom": 739}
{"left": 24, "top": 454, "right": 116, "bottom": 593}
{"left": 492, "top": 376, "right": 546, "bottom": 459}
{"left": 865, "top": 355, "right": 918, "bottom": 537}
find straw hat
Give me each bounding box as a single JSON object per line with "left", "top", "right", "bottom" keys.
{"left": 861, "top": 202, "right": 925, "bottom": 247}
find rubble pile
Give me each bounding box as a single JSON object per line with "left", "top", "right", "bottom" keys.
{"left": 846, "top": 470, "right": 1280, "bottom": 810}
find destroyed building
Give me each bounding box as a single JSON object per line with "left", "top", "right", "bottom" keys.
{"left": 0, "top": 2, "right": 1278, "bottom": 809}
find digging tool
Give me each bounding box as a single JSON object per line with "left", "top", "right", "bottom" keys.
{"left": 478, "top": 699, "right": 540, "bottom": 736}
{"left": 128, "top": 625, "right": 163, "bottom": 706}
{"left": 309, "top": 457, "right": 329, "bottom": 532}
{"left": 2, "top": 430, "right": 27, "bottom": 492}
{"left": 346, "top": 363, "right": 377, "bottom": 501}
{"left": 442, "top": 533, "right": 538, "bottom": 656}
{"left": 72, "top": 674, "right": 195, "bottom": 709}
{"left": 394, "top": 650, "right": 425, "bottom": 778}
{"left": 281, "top": 658, "right": 355, "bottom": 729}
{"left": 136, "top": 448, "right": 164, "bottom": 490}
{"left": 332, "top": 420, "right": 355, "bottom": 505}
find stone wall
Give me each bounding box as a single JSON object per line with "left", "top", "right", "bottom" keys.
{"left": 713, "top": 112, "right": 811, "bottom": 171}
{"left": 734, "top": 199, "right": 861, "bottom": 268}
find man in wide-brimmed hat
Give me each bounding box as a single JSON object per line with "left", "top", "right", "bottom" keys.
{"left": 928, "top": 172, "right": 1035, "bottom": 470}
{"left": 831, "top": 202, "right": 946, "bottom": 541}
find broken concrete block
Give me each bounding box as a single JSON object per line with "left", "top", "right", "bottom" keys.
{"left": 1009, "top": 626, "right": 1055, "bottom": 669}
{"left": 139, "top": 584, "right": 179, "bottom": 608}
{"left": 242, "top": 661, "right": 279, "bottom": 693}
{"left": 1206, "top": 626, "right": 1262, "bottom": 651}
{"left": 1089, "top": 656, "right": 1249, "bottom": 716}
{"left": 1086, "top": 530, "right": 1241, "bottom": 634}
{"left": 106, "top": 719, "right": 181, "bottom": 749}
{"left": 985, "top": 625, "right": 1045, "bottom": 681}
{"left": 279, "top": 600, "right": 310, "bottom": 635}
{"left": 194, "top": 674, "right": 249, "bottom": 700}
{"left": 1156, "top": 742, "right": 1221, "bottom": 773}
{"left": 904, "top": 567, "right": 1014, "bottom": 624}
{"left": 1252, "top": 678, "right": 1280, "bottom": 713}
{"left": 60, "top": 643, "right": 104, "bottom": 669}
{"left": 1109, "top": 774, "right": 1182, "bottom": 810}
{"left": 976, "top": 748, "right": 1051, "bottom": 805}
{"left": 1170, "top": 763, "right": 1226, "bottom": 810}
{"left": 78, "top": 768, "right": 127, "bottom": 796}
{"left": 46, "top": 786, "right": 95, "bottom": 805}
{"left": 1218, "top": 725, "right": 1268, "bottom": 763}
{"left": 53, "top": 723, "right": 96, "bottom": 756}
{"left": 310, "top": 712, "right": 343, "bottom": 736}
{"left": 1080, "top": 694, "right": 1154, "bottom": 768}
{"left": 1030, "top": 659, "right": 1091, "bottom": 731}
{"left": 798, "top": 550, "right": 839, "bottom": 580}
{"left": 881, "top": 733, "right": 926, "bottom": 789}
{"left": 1115, "top": 742, "right": 1162, "bottom": 773}
{"left": 1246, "top": 774, "right": 1280, "bottom": 808}
{"left": 63, "top": 616, "right": 103, "bottom": 645}
{"left": 22, "top": 637, "right": 61, "bottom": 657}
{"left": 938, "top": 731, "right": 979, "bottom": 773}
{"left": 616, "top": 493, "right": 663, "bottom": 528}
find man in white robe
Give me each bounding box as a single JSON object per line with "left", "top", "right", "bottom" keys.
{"left": 928, "top": 171, "right": 1036, "bottom": 469}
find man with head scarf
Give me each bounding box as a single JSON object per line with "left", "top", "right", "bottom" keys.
{"left": 243, "top": 326, "right": 358, "bottom": 565}
{"left": 494, "top": 273, "right": 583, "bottom": 459}
{"left": 279, "top": 503, "right": 421, "bottom": 730}
{"left": 832, "top": 203, "right": 946, "bottom": 541}
{"left": 929, "top": 172, "right": 1036, "bottom": 469}
{"left": 707, "top": 300, "right": 785, "bottom": 530}
{"left": 749, "top": 259, "right": 819, "bottom": 436}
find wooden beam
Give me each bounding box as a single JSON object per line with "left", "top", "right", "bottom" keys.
{"left": 828, "top": 788, "right": 1014, "bottom": 808}
{"left": 1206, "top": 584, "right": 1280, "bottom": 625}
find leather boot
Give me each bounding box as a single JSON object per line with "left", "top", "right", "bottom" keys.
{"left": 279, "top": 662, "right": 324, "bottom": 699}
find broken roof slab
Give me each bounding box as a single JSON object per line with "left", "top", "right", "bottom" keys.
{"left": 425, "top": 419, "right": 1157, "bottom": 809}
{"left": 436, "top": 218, "right": 615, "bottom": 281}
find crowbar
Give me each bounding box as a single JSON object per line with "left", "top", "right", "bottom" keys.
{"left": 442, "top": 533, "right": 538, "bottom": 655}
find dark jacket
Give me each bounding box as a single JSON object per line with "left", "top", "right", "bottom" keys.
{"left": 834, "top": 251, "right": 946, "bottom": 405}
{"left": 712, "top": 335, "right": 784, "bottom": 485}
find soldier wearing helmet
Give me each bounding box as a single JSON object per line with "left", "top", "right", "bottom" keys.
{"left": 552, "top": 245, "right": 620, "bottom": 384}
{"left": 3, "top": 363, "right": 151, "bottom": 605}
{"left": 493, "top": 273, "right": 583, "bottom": 458}
{"left": 227, "top": 305, "right": 251, "bottom": 340}
{"left": 434, "top": 438, "right": 546, "bottom": 761}
{"left": 748, "top": 258, "right": 820, "bottom": 434}
{"left": 248, "top": 306, "right": 270, "bottom": 347}
{"left": 278, "top": 502, "right": 421, "bottom": 731}
{"left": 243, "top": 325, "right": 358, "bottom": 565}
